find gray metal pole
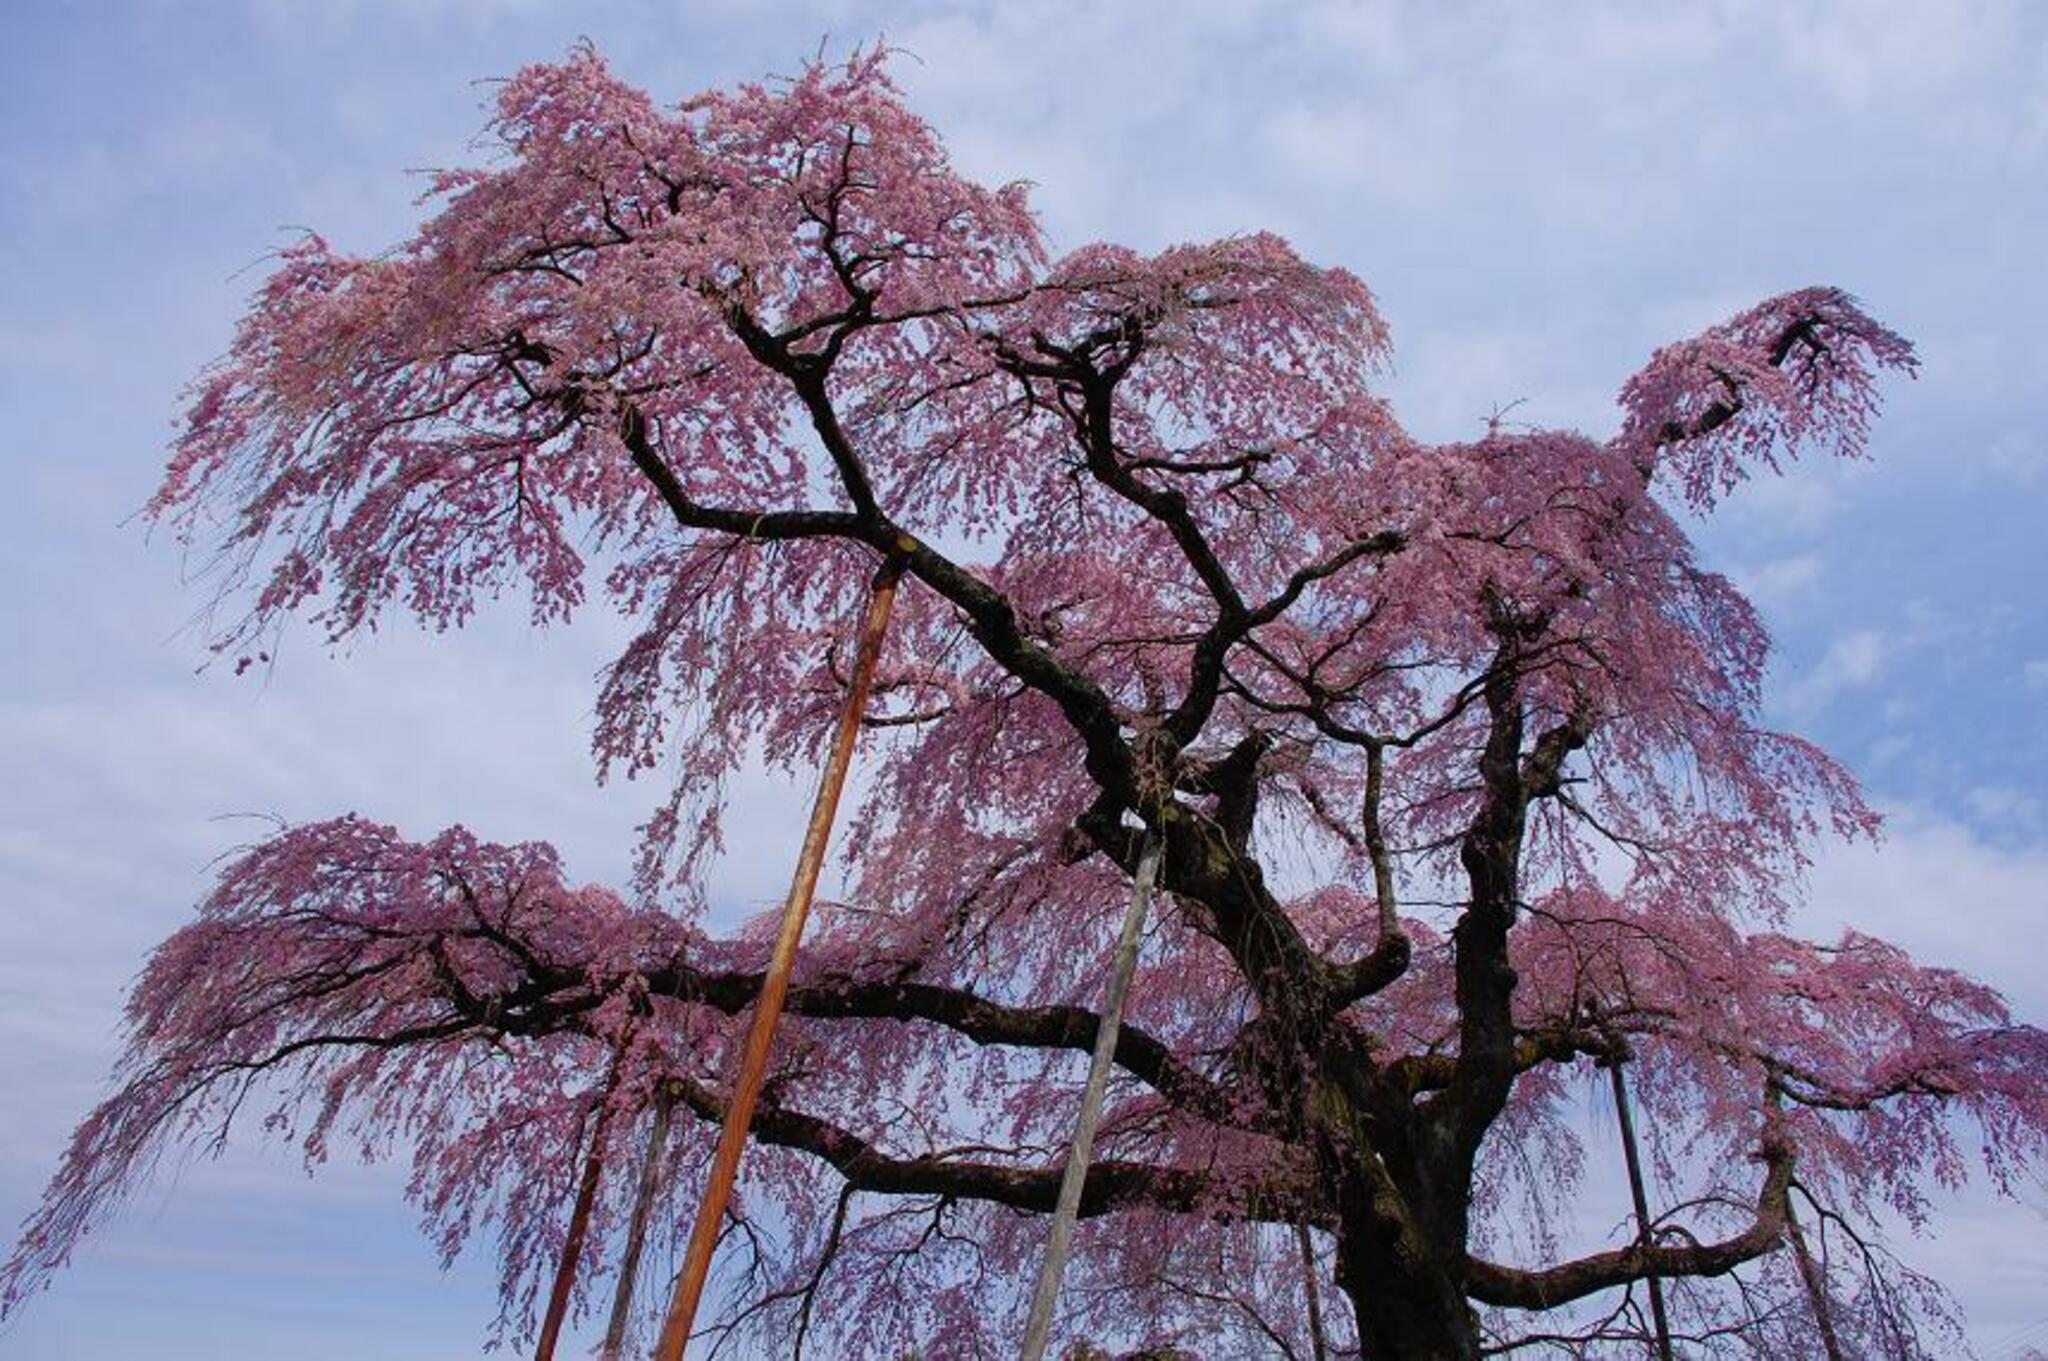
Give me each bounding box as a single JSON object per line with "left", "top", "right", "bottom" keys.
{"left": 1784, "top": 1195, "right": 1846, "bottom": 1361}
{"left": 1019, "top": 832, "right": 1164, "bottom": 1361}
{"left": 1295, "top": 1220, "right": 1329, "bottom": 1361}
{"left": 1610, "top": 1061, "right": 1675, "bottom": 1361}
{"left": 600, "top": 1082, "right": 676, "bottom": 1358}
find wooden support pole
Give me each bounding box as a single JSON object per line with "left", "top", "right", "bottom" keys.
{"left": 1019, "top": 831, "right": 1163, "bottom": 1361}
{"left": 599, "top": 1080, "right": 677, "bottom": 1359}
{"left": 1609, "top": 1060, "right": 1675, "bottom": 1361}
{"left": 537, "top": 1051, "right": 628, "bottom": 1361}
{"left": 653, "top": 555, "right": 906, "bottom": 1361}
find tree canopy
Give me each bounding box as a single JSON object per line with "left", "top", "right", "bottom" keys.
{"left": 8, "top": 46, "right": 2043, "bottom": 1360}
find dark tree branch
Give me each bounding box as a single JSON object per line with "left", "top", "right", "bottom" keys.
{"left": 644, "top": 965, "right": 1251, "bottom": 1128}
{"left": 1465, "top": 1122, "right": 1794, "bottom": 1310}
{"left": 665, "top": 1074, "right": 1303, "bottom": 1223}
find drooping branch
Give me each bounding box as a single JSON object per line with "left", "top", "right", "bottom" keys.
{"left": 1465, "top": 1118, "right": 1795, "bottom": 1310}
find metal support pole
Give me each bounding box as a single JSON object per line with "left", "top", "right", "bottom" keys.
{"left": 600, "top": 1081, "right": 677, "bottom": 1358}
{"left": 653, "top": 555, "right": 905, "bottom": 1361}
{"left": 1785, "top": 1194, "right": 1845, "bottom": 1361}
{"left": 1294, "top": 1219, "right": 1327, "bottom": 1358}
{"left": 1019, "top": 831, "right": 1163, "bottom": 1361}
{"left": 1609, "top": 1060, "right": 1674, "bottom": 1361}
{"left": 1296, "top": 1220, "right": 1329, "bottom": 1361}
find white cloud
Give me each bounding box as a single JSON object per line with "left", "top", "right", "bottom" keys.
{"left": 1637, "top": 286, "right": 1776, "bottom": 341}
{"left": 1804, "top": 803, "right": 2048, "bottom": 1015}
{"left": 1968, "top": 784, "right": 2047, "bottom": 832}
{"left": 1831, "top": 629, "right": 1888, "bottom": 684}
{"left": 1734, "top": 553, "right": 1824, "bottom": 612}
{"left": 1779, "top": 626, "right": 1889, "bottom": 717}
{"left": 1720, "top": 466, "right": 1847, "bottom": 532}
{"left": 1291, "top": 1, "right": 1404, "bottom": 67}
{"left": 1770, "top": 0, "right": 1997, "bottom": 107}
{"left": 2, "top": 113, "right": 290, "bottom": 222}
{"left": 0, "top": 312, "right": 98, "bottom": 377}
{"left": 243, "top": 0, "right": 550, "bottom": 42}
{"left": 1984, "top": 432, "right": 2048, "bottom": 484}
{"left": 1260, "top": 98, "right": 1459, "bottom": 209}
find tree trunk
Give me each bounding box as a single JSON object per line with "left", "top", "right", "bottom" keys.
{"left": 1333, "top": 1205, "right": 1481, "bottom": 1361}
{"left": 1338, "top": 1261, "right": 1479, "bottom": 1359}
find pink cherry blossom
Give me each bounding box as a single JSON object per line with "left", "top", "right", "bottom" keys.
{"left": 10, "top": 45, "right": 2033, "bottom": 1361}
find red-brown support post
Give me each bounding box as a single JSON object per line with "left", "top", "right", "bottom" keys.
{"left": 537, "top": 1048, "right": 628, "bottom": 1361}
{"left": 653, "top": 553, "right": 906, "bottom": 1361}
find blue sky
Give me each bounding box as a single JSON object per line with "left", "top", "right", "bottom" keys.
{"left": 2, "top": 1, "right": 2045, "bottom": 1356}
